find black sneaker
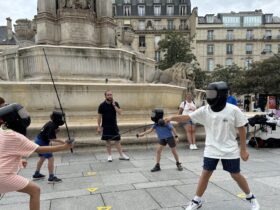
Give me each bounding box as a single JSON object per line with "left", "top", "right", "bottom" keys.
{"left": 48, "top": 176, "right": 62, "bottom": 184}
{"left": 151, "top": 164, "right": 161, "bottom": 172}
{"left": 32, "top": 173, "right": 46, "bottom": 180}
{"left": 176, "top": 162, "right": 183, "bottom": 171}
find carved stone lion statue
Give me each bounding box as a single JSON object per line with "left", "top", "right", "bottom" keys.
{"left": 152, "top": 62, "right": 197, "bottom": 91}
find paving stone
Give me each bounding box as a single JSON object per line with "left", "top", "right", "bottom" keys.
{"left": 134, "top": 180, "right": 183, "bottom": 189}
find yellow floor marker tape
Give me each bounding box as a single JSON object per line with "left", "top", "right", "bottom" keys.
{"left": 86, "top": 172, "right": 97, "bottom": 176}
{"left": 237, "top": 192, "right": 246, "bottom": 199}
{"left": 97, "top": 206, "right": 112, "bottom": 210}
{"left": 87, "top": 188, "right": 98, "bottom": 193}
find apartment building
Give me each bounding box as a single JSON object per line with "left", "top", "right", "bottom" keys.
{"left": 112, "top": 0, "right": 196, "bottom": 62}
{"left": 195, "top": 10, "right": 280, "bottom": 71}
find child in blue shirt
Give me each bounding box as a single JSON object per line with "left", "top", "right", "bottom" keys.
{"left": 137, "top": 108, "right": 183, "bottom": 172}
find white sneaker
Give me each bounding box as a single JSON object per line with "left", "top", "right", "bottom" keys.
{"left": 185, "top": 199, "right": 202, "bottom": 210}
{"left": 119, "top": 153, "right": 130, "bottom": 160}
{"left": 192, "top": 144, "right": 198, "bottom": 150}
{"left": 107, "top": 156, "right": 113, "bottom": 162}
{"left": 247, "top": 196, "right": 260, "bottom": 210}
{"left": 189, "top": 144, "right": 194, "bottom": 150}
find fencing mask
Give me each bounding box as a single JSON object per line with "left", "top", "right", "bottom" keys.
{"left": 151, "top": 108, "right": 165, "bottom": 125}
{"left": 206, "top": 81, "right": 228, "bottom": 112}
{"left": 50, "top": 110, "right": 65, "bottom": 126}
{"left": 0, "top": 103, "right": 31, "bottom": 135}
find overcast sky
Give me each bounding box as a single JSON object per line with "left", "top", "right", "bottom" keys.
{"left": 0, "top": 0, "right": 279, "bottom": 27}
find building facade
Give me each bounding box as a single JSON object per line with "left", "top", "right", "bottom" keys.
{"left": 112, "top": 0, "right": 196, "bottom": 63}
{"left": 195, "top": 10, "right": 280, "bottom": 71}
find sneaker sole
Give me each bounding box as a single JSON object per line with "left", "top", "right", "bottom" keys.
{"left": 32, "top": 177, "right": 45, "bottom": 181}
{"left": 119, "top": 158, "right": 130, "bottom": 160}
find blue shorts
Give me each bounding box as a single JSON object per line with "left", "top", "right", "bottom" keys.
{"left": 35, "top": 137, "right": 53, "bottom": 159}
{"left": 203, "top": 157, "right": 240, "bottom": 173}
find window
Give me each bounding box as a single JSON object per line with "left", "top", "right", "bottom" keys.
{"left": 244, "top": 58, "right": 253, "bottom": 70}
{"left": 207, "top": 30, "right": 214, "bottom": 40}
{"left": 246, "top": 30, "right": 254, "bottom": 40}
{"left": 167, "top": 20, "right": 174, "bottom": 30}
{"left": 139, "top": 36, "right": 146, "bottom": 47}
{"left": 226, "top": 58, "right": 233, "bottom": 66}
{"left": 113, "top": 6, "right": 117, "bottom": 16}
{"left": 222, "top": 16, "right": 240, "bottom": 27}
{"left": 179, "top": 5, "right": 187, "bottom": 15}
{"left": 264, "top": 30, "right": 272, "bottom": 40}
{"left": 226, "top": 44, "right": 233, "bottom": 54}
{"left": 154, "top": 5, "right": 161, "bottom": 16}
{"left": 243, "top": 16, "right": 262, "bottom": 27}
{"left": 246, "top": 44, "right": 253, "bottom": 54}
{"left": 124, "top": 0, "right": 131, "bottom": 3}
{"left": 278, "top": 44, "right": 280, "bottom": 53}
{"left": 264, "top": 44, "right": 272, "bottom": 53}
{"left": 277, "top": 30, "right": 280, "bottom": 39}
{"left": 155, "top": 36, "right": 161, "bottom": 48}
{"left": 123, "top": 5, "right": 131, "bottom": 16}
{"left": 180, "top": 0, "right": 187, "bottom": 3}
{"left": 265, "top": 14, "right": 273, "bottom": 23}
{"left": 206, "top": 15, "right": 214, "bottom": 23}
{"left": 154, "top": 0, "right": 160, "bottom": 3}
{"left": 207, "top": 44, "right": 214, "bottom": 55}
{"left": 167, "top": 5, "right": 174, "bottom": 16}
{"left": 138, "top": 20, "right": 145, "bottom": 30}
{"left": 166, "top": 0, "right": 173, "bottom": 3}
{"left": 154, "top": 20, "right": 161, "bottom": 30}
{"left": 138, "top": 5, "right": 145, "bottom": 16}
{"left": 207, "top": 59, "right": 214, "bottom": 71}
{"left": 138, "top": 0, "right": 145, "bottom": 3}
{"left": 155, "top": 51, "right": 161, "bottom": 62}
{"left": 226, "top": 30, "right": 234, "bottom": 40}
{"left": 180, "top": 19, "right": 187, "bottom": 30}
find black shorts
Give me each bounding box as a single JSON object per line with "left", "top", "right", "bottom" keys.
{"left": 101, "top": 127, "right": 121, "bottom": 141}
{"left": 159, "top": 137, "right": 176, "bottom": 148}
{"left": 203, "top": 157, "right": 240, "bottom": 173}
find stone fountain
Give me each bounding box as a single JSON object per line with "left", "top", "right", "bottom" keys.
{"left": 0, "top": 0, "right": 202, "bottom": 145}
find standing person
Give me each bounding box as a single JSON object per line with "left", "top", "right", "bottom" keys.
{"left": 137, "top": 108, "right": 183, "bottom": 172}
{"left": 165, "top": 82, "right": 260, "bottom": 210}
{"left": 97, "top": 90, "right": 129, "bottom": 162}
{"left": 0, "top": 103, "right": 73, "bottom": 210}
{"left": 32, "top": 111, "right": 67, "bottom": 183}
{"left": 178, "top": 92, "right": 198, "bottom": 150}
{"left": 227, "top": 90, "right": 237, "bottom": 106}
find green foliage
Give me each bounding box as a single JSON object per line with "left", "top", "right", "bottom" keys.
{"left": 242, "top": 56, "right": 280, "bottom": 94}
{"left": 158, "top": 32, "right": 196, "bottom": 70}
{"left": 193, "top": 67, "right": 209, "bottom": 90}
{"left": 208, "top": 64, "right": 245, "bottom": 93}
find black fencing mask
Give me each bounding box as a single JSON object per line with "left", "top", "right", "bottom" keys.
{"left": 0, "top": 103, "right": 31, "bottom": 135}
{"left": 151, "top": 108, "right": 164, "bottom": 125}
{"left": 51, "top": 110, "right": 65, "bottom": 126}
{"left": 206, "top": 81, "right": 228, "bottom": 112}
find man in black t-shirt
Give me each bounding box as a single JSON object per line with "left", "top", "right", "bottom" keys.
{"left": 97, "top": 90, "right": 130, "bottom": 162}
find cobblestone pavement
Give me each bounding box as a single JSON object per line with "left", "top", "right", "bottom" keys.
{"left": 1, "top": 144, "right": 280, "bottom": 210}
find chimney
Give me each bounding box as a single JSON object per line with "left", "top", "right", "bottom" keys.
{"left": 6, "top": 17, "right": 13, "bottom": 40}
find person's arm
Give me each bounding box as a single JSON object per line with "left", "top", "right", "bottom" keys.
{"left": 238, "top": 126, "right": 249, "bottom": 161}
{"left": 171, "top": 127, "right": 179, "bottom": 143}
{"left": 113, "top": 101, "right": 122, "bottom": 115}
{"left": 178, "top": 107, "right": 183, "bottom": 115}
{"left": 35, "top": 143, "right": 72, "bottom": 154}
{"left": 52, "top": 139, "right": 65, "bottom": 144}
{"left": 137, "top": 127, "right": 154, "bottom": 137}
{"left": 97, "top": 113, "right": 102, "bottom": 134}
{"left": 165, "top": 114, "right": 191, "bottom": 123}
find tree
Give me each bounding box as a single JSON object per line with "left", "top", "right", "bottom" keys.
{"left": 241, "top": 56, "right": 280, "bottom": 94}
{"left": 157, "top": 32, "right": 196, "bottom": 70}
{"left": 208, "top": 64, "right": 245, "bottom": 93}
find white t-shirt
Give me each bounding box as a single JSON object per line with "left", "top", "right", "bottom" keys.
{"left": 179, "top": 100, "right": 196, "bottom": 115}
{"left": 189, "top": 103, "right": 248, "bottom": 159}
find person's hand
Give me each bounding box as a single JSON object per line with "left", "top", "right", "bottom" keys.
{"left": 240, "top": 149, "right": 249, "bottom": 161}
{"left": 21, "top": 159, "right": 28, "bottom": 168}
{"left": 63, "top": 142, "right": 73, "bottom": 150}
{"left": 66, "top": 138, "right": 75, "bottom": 144}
